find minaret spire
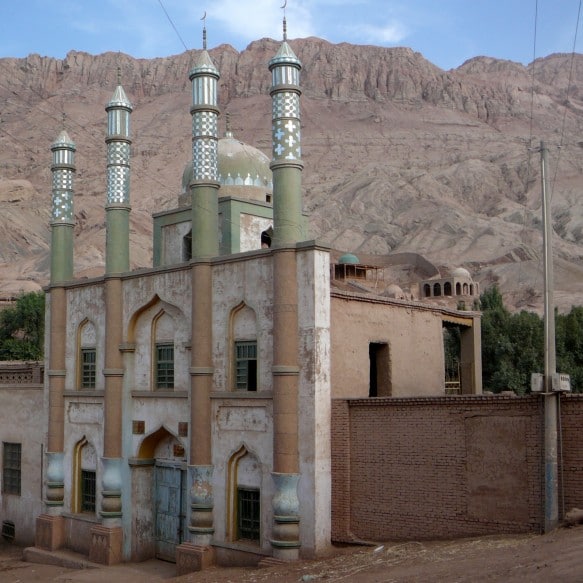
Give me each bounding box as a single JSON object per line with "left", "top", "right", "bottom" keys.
{"left": 282, "top": 0, "right": 288, "bottom": 41}
{"left": 202, "top": 11, "right": 207, "bottom": 50}
{"left": 105, "top": 71, "right": 132, "bottom": 274}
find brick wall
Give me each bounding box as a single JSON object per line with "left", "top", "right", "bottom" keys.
{"left": 332, "top": 395, "right": 546, "bottom": 543}
{"left": 559, "top": 394, "right": 583, "bottom": 513}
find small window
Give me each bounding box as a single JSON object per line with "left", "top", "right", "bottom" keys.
{"left": 81, "top": 348, "right": 96, "bottom": 389}
{"left": 237, "top": 488, "right": 260, "bottom": 541}
{"left": 235, "top": 341, "right": 257, "bottom": 391}
{"left": 183, "top": 230, "right": 192, "bottom": 262}
{"left": 156, "top": 343, "right": 174, "bottom": 389}
{"left": 81, "top": 470, "right": 96, "bottom": 513}
{"left": 2, "top": 443, "right": 21, "bottom": 495}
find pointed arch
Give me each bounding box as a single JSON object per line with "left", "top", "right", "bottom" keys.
{"left": 72, "top": 436, "right": 97, "bottom": 514}
{"left": 226, "top": 444, "right": 262, "bottom": 542}
{"left": 229, "top": 302, "right": 259, "bottom": 391}
{"left": 136, "top": 425, "right": 185, "bottom": 461}
{"left": 76, "top": 318, "right": 98, "bottom": 390}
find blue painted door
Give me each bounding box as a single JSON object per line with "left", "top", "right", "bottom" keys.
{"left": 155, "top": 462, "right": 186, "bottom": 562}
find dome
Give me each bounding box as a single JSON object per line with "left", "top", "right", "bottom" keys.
{"left": 338, "top": 253, "right": 360, "bottom": 265}
{"left": 384, "top": 284, "right": 405, "bottom": 299}
{"left": 180, "top": 134, "right": 273, "bottom": 205}
{"left": 452, "top": 267, "right": 471, "bottom": 279}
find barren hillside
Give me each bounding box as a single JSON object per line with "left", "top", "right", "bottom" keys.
{"left": 1, "top": 38, "right": 583, "bottom": 311}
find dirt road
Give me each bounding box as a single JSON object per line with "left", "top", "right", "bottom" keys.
{"left": 3, "top": 526, "right": 583, "bottom": 582}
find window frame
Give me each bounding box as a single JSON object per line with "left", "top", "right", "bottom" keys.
{"left": 234, "top": 340, "right": 258, "bottom": 391}
{"left": 80, "top": 347, "right": 97, "bottom": 389}
{"left": 237, "top": 487, "right": 260, "bottom": 541}
{"left": 155, "top": 342, "right": 175, "bottom": 389}
{"left": 80, "top": 469, "right": 96, "bottom": 513}
{"left": 2, "top": 442, "right": 21, "bottom": 496}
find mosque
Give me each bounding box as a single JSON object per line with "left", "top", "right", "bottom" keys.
{"left": 29, "top": 22, "right": 482, "bottom": 574}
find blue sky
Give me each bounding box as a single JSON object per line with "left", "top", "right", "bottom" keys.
{"left": 0, "top": 0, "right": 581, "bottom": 70}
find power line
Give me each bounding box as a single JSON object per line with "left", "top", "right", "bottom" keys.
{"left": 156, "top": 0, "right": 190, "bottom": 53}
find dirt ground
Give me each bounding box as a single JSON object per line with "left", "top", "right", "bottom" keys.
{"left": 3, "top": 526, "right": 583, "bottom": 582}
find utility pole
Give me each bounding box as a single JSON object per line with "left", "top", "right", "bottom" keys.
{"left": 540, "top": 140, "right": 559, "bottom": 532}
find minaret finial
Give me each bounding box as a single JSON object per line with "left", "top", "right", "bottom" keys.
{"left": 117, "top": 65, "right": 121, "bottom": 86}
{"left": 281, "top": 1, "right": 288, "bottom": 41}
{"left": 202, "top": 11, "right": 207, "bottom": 50}
{"left": 225, "top": 111, "right": 232, "bottom": 137}
{"left": 62, "top": 112, "right": 66, "bottom": 129}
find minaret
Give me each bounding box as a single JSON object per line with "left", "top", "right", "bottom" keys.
{"left": 177, "top": 19, "right": 219, "bottom": 573}
{"left": 269, "top": 14, "right": 304, "bottom": 246}
{"left": 38, "top": 127, "right": 76, "bottom": 547}
{"left": 50, "top": 128, "right": 76, "bottom": 283}
{"left": 92, "top": 71, "right": 132, "bottom": 565}
{"left": 269, "top": 14, "right": 302, "bottom": 560}
{"left": 105, "top": 68, "right": 132, "bottom": 273}
{"left": 189, "top": 22, "right": 220, "bottom": 258}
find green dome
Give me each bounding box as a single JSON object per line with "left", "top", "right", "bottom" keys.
{"left": 181, "top": 134, "right": 273, "bottom": 204}
{"left": 338, "top": 253, "right": 360, "bottom": 264}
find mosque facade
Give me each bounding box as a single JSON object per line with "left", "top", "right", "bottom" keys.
{"left": 31, "top": 29, "right": 482, "bottom": 573}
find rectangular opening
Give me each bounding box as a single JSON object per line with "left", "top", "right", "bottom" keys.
{"left": 1, "top": 521, "right": 15, "bottom": 541}
{"left": 235, "top": 341, "right": 257, "bottom": 391}
{"left": 156, "top": 343, "right": 174, "bottom": 389}
{"left": 81, "top": 348, "right": 96, "bottom": 389}
{"left": 2, "top": 442, "right": 21, "bottom": 496}
{"left": 237, "top": 488, "right": 260, "bottom": 541}
{"left": 369, "top": 342, "right": 391, "bottom": 397}
{"left": 81, "top": 469, "right": 96, "bottom": 513}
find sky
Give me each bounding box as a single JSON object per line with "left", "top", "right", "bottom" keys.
{"left": 0, "top": 0, "right": 581, "bottom": 70}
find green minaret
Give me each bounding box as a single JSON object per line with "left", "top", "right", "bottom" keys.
{"left": 269, "top": 23, "right": 303, "bottom": 246}
{"left": 105, "top": 71, "right": 132, "bottom": 274}
{"left": 50, "top": 129, "right": 76, "bottom": 284}
{"left": 189, "top": 29, "right": 220, "bottom": 258}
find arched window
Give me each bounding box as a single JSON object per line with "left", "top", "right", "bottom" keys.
{"left": 72, "top": 437, "right": 97, "bottom": 514}
{"left": 444, "top": 282, "right": 452, "bottom": 296}
{"left": 433, "top": 283, "right": 442, "bottom": 297}
{"left": 182, "top": 229, "right": 192, "bottom": 262}
{"left": 153, "top": 311, "right": 175, "bottom": 390}
{"left": 227, "top": 445, "right": 262, "bottom": 543}
{"left": 77, "top": 319, "right": 97, "bottom": 390}
{"left": 423, "top": 283, "right": 431, "bottom": 297}
{"left": 455, "top": 282, "right": 462, "bottom": 296}
{"left": 463, "top": 283, "right": 469, "bottom": 295}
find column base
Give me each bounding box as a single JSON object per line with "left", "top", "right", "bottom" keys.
{"left": 35, "top": 514, "right": 65, "bottom": 551}
{"left": 175, "top": 542, "right": 216, "bottom": 575}
{"left": 89, "top": 524, "right": 123, "bottom": 565}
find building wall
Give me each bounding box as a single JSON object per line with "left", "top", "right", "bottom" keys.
{"left": 558, "top": 394, "right": 583, "bottom": 513}
{"left": 331, "top": 396, "right": 544, "bottom": 543}
{"left": 0, "top": 363, "right": 44, "bottom": 545}
{"left": 330, "top": 294, "right": 446, "bottom": 398}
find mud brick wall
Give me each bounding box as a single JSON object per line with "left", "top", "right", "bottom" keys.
{"left": 332, "top": 395, "right": 544, "bottom": 543}
{"left": 559, "top": 394, "right": 583, "bottom": 512}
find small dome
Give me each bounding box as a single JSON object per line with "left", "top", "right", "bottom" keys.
{"left": 338, "top": 253, "right": 360, "bottom": 265}
{"left": 452, "top": 267, "right": 471, "bottom": 279}
{"left": 385, "top": 284, "right": 405, "bottom": 299}
{"left": 181, "top": 135, "right": 273, "bottom": 205}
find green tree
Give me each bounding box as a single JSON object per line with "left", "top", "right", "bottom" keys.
{"left": 0, "top": 291, "right": 45, "bottom": 360}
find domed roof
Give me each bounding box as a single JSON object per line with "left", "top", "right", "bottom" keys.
{"left": 384, "top": 284, "right": 405, "bottom": 299}
{"left": 452, "top": 267, "right": 472, "bottom": 279}
{"left": 181, "top": 132, "right": 273, "bottom": 205}
{"left": 338, "top": 253, "right": 360, "bottom": 265}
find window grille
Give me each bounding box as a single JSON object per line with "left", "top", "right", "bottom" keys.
{"left": 237, "top": 488, "right": 260, "bottom": 541}
{"left": 81, "top": 348, "right": 96, "bottom": 389}
{"left": 81, "top": 470, "right": 96, "bottom": 513}
{"left": 235, "top": 341, "right": 257, "bottom": 391}
{"left": 156, "top": 343, "right": 174, "bottom": 389}
{"left": 2, "top": 443, "right": 21, "bottom": 495}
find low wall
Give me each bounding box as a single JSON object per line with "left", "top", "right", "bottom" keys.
{"left": 332, "top": 395, "right": 545, "bottom": 543}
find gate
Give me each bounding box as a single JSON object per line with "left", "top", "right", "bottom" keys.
{"left": 155, "top": 461, "right": 186, "bottom": 562}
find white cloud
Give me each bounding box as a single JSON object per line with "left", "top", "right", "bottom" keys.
{"left": 344, "top": 20, "right": 409, "bottom": 45}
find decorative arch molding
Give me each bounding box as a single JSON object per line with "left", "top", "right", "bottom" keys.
{"left": 76, "top": 318, "right": 97, "bottom": 390}
{"left": 226, "top": 443, "right": 262, "bottom": 541}
{"left": 136, "top": 425, "right": 184, "bottom": 460}
{"left": 127, "top": 294, "right": 162, "bottom": 343}
{"left": 228, "top": 302, "right": 259, "bottom": 391}
{"left": 71, "top": 436, "right": 97, "bottom": 514}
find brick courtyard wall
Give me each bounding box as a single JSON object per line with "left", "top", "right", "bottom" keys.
{"left": 332, "top": 395, "right": 545, "bottom": 543}
{"left": 559, "top": 394, "right": 583, "bottom": 513}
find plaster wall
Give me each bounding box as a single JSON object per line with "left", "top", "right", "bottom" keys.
{"left": 161, "top": 221, "right": 191, "bottom": 265}
{"left": 296, "top": 247, "right": 331, "bottom": 557}
{"left": 0, "top": 385, "right": 44, "bottom": 545}
{"left": 331, "top": 297, "right": 445, "bottom": 398}
{"left": 239, "top": 213, "right": 272, "bottom": 252}
{"left": 63, "top": 285, "right": 105, "bottom": 392}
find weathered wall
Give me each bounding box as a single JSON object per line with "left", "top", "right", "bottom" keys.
{"left": 0, "top": 370, "right": 44, "bottom": 545}
{"left": 331, "top": 395, "right": 544, "bottom": 542}
{"left": 558, "top": 394, "right": 583, "bottom": 513}
{"left": 331, "top": 294, "right": 445, "bottom": 398}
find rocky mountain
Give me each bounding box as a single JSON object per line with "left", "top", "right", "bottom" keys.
{"left": 1, "top": 37, "right": 583, "bottom": 312}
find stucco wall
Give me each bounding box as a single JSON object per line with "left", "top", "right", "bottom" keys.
{"left": 331, "top": 396, "right": 544, "bottom": 543}
{"left": 331, "top": 295, "right": 445, "bottom": 398}
{"left": 0, "top": 383, "right": 44, "bottom": 545}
